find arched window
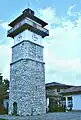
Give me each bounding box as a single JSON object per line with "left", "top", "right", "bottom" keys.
{"left": 13, "top": 102, "right": 17, "bottom": 115}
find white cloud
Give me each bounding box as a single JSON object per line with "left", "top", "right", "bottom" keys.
{"left": 0, "top": 45, "right": 12, "bottom": 80}
{"left": 39, "top": 7, "right": 55, "bottom": 22}
{"left": 1, "top": 6, "right": 81, "bottom": 85}
{"left": 0, "top": 21, "right": 11, "bottom": 30}
{"left": 40, "top": 6, "right": 81, "bottom": 85}
{"left": 0, "top": 31, "right": 13, "bottom": 79}
{"left": 67, "top": 4, "right": 76, "bottom": 16}
{"left": 0, "top": 19, "right": 13, "bottom": 79}
{"left": 39, "top": 7, "right": 61, "bottom": 26}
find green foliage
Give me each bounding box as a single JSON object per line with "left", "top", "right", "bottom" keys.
{"left": 0, "top": 100, "right": 8, "bottom": 115}
{"left": 0, "top": 119, "right": 8, "bottom": 120}
{"left": 0, "top": 74, "right": 9, "bottom": 95}
{"left": 3, "top": 79, "right": 9, "bottom": 91}
{"left": 0, "top": 74, "right": 9, "bottom": 114}
{"left": 49, "top": 98, "right": 65, "bottom": 112}
{"left": 0, "top": 74, "right": 3, "bottom": 84}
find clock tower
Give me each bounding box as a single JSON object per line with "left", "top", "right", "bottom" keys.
{"left": 7, "top": 8, "right": 49, "bottom": 116}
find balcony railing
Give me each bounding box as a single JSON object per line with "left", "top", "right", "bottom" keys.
{"left": 25, "top": 18, "right": 49, "bottom": 35}
{"left": 7, "top": 19, "right": 25, "bottom": 35}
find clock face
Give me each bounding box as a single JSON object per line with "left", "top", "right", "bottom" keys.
{"left": 32, "top": 33, "right": 38, "bottom": 41}
{"left": 17, "top": 34, "right": 22, "bottom": 42}
{"left": 14, "top": 30, "right": 42, "bottom": 46}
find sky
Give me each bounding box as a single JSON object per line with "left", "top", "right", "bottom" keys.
{"left": 1, "top": 0, "right": 81, "bottom": 85}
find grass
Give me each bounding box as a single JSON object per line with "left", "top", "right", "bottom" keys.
{"left": 0, "top": 119, "right": 8, "bottom": 120}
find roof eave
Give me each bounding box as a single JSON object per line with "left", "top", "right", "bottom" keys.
{"left": 60, "top": 91, "right": 81, "bottom": 96}
{"left": 9, "top": 13, "right": 48, "bottom": 27}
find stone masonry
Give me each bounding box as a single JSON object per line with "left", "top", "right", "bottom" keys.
{"left": 9, "top": 40, "right": 46, "bottom": 116}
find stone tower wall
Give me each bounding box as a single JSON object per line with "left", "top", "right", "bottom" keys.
{"left": 12, "top": 40, "right": 44, "bottom": 63}
{"left": 9, "top": 40, "right": 46, "bottom": 116}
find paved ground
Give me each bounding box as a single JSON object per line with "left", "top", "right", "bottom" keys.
{"left": 0, "top": 112, "right": 81, "bottom": 120}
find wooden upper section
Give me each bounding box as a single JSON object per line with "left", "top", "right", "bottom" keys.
{"left": 7, "top": 8, "right": 49, "bottom": 38}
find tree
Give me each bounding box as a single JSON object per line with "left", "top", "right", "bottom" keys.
{"left": 0, "top": 73, "right": 9, "bottom": 94}
{"left": 4, "top": 79, "right": 9, "bottom": 91}
{"left": 0, "top": 73, "right": 4, "bottom": 94}
{"left": 0, "top": 73, "right": 3, "bottom": 84}
{"left": 0, "top": 73, "right": 9, "bottom": 114}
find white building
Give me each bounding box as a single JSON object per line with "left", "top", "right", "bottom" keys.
{"left": 61, "top": 86, "right": 81, "bottom": 111}
{"left": 46, "top": 82, "right": 72, "bottom": 112}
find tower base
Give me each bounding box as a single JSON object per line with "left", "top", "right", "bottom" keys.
{"left": 9, "top": 59, "right": 46, "bottom": 116}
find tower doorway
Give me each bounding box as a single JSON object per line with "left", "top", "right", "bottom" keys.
{"left": 13, "top": 102, "right": 17, "bottom": 115}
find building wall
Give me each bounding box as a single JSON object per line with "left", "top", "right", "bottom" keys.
{"left": 46, "top": 88, "right": 66, "bottom": 96}
{"left": 64, "top": 94, "right": 81, "bottom": 110}
{"left": 9, "top": 40, "right": 46, "bottom": 116}
{"left": 12, "top": 41, "right": 43, "bottom": 63}
{"left": 72, "top": 94, "right": 81, "bottom": 110}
